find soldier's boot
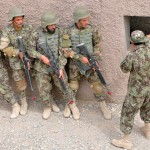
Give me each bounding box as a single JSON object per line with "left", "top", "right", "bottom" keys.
{"left": 63, "top": 104, "right": 71, "bottom": 118}
{"left": 52, "top": 102, "right": 60, "bottom": 113}
{"left": 20, "top": 97, "right": 28, "bottom": 116}
{"left": 111, "top": 134, "right": 132, "bottom": 150}
{"left": 69, "top": 102, "right": 80, "bottom": 120}
{"left": 141, "top": 123, "right": 150, "bottom": 139}
{"left": 11, "top": 102, "right": 21, "bottom": 119}
{"left": 42, "top": 106, "right": 52, "bottom": 120}
{"left": 99, "top": 101, "right": 111, "bottom": 120}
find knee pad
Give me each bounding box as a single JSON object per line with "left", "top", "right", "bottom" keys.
{"left": 16, "top": 79, "right": 27, "bottom": 91}
{"left": 0, "top": 87, "right": 6, "bottom": 95}
{"left": 69, "top": 80, "right": 79, "bottom": 91}
{"left": 91, "top": 81, "right": 103, "bottom": 95}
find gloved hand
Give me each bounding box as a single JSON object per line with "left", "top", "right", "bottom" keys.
{"left": 3, "top": 47, "right": 19, "bottom": 57}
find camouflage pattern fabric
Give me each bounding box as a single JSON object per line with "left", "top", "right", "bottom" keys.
{"left": 69, "top": 62, "right": 107, "bottom": 101}
{"left": 120, "top": 44, "right": 150, "bottom": 134}
{"left": 34, "top": 27, "right": 67, "bottom": 74}
{"left": 62, "top": 24, "right": 102, "bottom": 62}
{"left": 34, "top": 27, "right": 75, "bottom": 106}
{"left": 0, "top": 58, "right": 16, "bottom": 104}
{"left": 131, "top": 30, "right": 148, "bottom": 43}
{"left": 35, "top": 70, "right": 75, "bottom": 106}
{"left": 1, "top": 24, "right": 42, "bottom": 99}
{"left": 63, "top": 24, "right": 107, "bottom": 101}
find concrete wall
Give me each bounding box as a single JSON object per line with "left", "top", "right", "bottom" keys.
{"left": 1, "top": 0, "right": 150, "bottom": 102}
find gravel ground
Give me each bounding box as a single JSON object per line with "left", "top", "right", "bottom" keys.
{"left": 0, "top": 98, "right": 149, "bottom": 150}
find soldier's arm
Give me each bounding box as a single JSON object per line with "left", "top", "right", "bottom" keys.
{"left": 26, "top": 27, "right": 43, "bottom": 59}
{"left": 25, "top": 27, "right": 50, "bottom": 65}
{"left": 92, "top": 28, "right": 102, "bottom": 60}
{"left": 120, "top": 52, "right": 133, "bottom": 73}
{"left": 58, "top": 50, "right": 67, "bottom": 69}
{"left": 0, "top": 28, "right": 19, "bottom": 57}
{"left": 61, "top": 29, "right": 82, "bottom": 60}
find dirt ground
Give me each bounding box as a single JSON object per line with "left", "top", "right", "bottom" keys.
{"left": 0, "top": 61, "right": 149, "bottom": 150}
{"left": 0, "top": 94, "right": 149, "bottom": 150}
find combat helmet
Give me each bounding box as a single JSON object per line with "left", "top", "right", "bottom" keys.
{"left": 41, "top": 12, "right": 59, "bottom": 28}
{"left": 73, "top": 6, "right": 90, "bottom": 23}
{"left": 8, "top": 7, "right": 25, "bottom": 21}
{"left": 131, "top": 30, "right": 148, "bottom": 43}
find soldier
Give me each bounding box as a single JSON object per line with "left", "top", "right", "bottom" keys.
{"left": 0, "top": 31, "right": 19, "bottom": 118}
{"left": 61, "top": 6, "right": 111, "bottom": 120}
{"left": 34, "top": 11, "right": 80, "bottom": 120}
{"left": 111, "top": 30, "right": 150, "bottom": 149}
{"left": 0, "top": 7, "right": 49, "bottom": 118}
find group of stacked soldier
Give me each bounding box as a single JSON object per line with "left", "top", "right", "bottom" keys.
{"left": 0, "top": 6, "right": 149, "bottom": 150}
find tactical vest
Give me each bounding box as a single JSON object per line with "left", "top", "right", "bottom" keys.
{"left": 35, "top": 27, "right": 60, "bottom": 74}
{"left": 69, "top": 24, "right": 93, "bottom": 74}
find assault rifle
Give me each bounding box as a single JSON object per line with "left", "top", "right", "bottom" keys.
{"left": 41, "top": 43, "right": 67, "bottom": 92}
{"left": 76, "top": 43, "right": 111, "bottom": 95}
{"left": 18, "top": 36, "right": 34, "bottom": 91}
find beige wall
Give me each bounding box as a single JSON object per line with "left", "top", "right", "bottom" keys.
{"left": 1, "top": 0, "right": 150, "bottom": 102}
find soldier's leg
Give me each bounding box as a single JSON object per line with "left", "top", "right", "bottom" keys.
{"left": 13, "top": 69, "right": 28, "bottom": 116}
{"left": 88, "top": 71, "right": 111, "bottom": 119}
{"left": 140, "top": 96, "right": 150, "bottom": 139}
{"left": 53, "top": 70, "right": 80, "bottom": 120}
{"left": 112, "top": 94, "right": 145, "bottom": 149}
{"left": 68, "top": 63, "right": 80, "bottom": 95}
{"left": 0, "top": 65, "right": 19, "bottom": 118}
{"left": 68, "top": 65, "right": 81, "bottom": 119}
{"left": 35, "top": 72, "right": 53, "bottom": 119}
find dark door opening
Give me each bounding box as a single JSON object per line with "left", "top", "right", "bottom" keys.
{"left": 124, "top": 16, "right": 150, "bottom": 49}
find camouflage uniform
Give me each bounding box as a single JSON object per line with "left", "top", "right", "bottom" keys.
{"left": 0, "top": 52, "right": 16, "bottom": 104}
{"left": 61, "top": 7, "right": 111, "bottom": 120}
{"left": 33, "top": 11, "right": 80, "bottom": 120}
{"left": 112, "top": 30, "right": 150, "bottom": 150}
{"left": 34, "top": 27, "right": 75, "bottom": 107}
{"left": 0, "top": 7, "right": 43, "bottom": 118}
{"left": 64, "top": 24, "right": 107, "bottom": 101}
{"left": 120, "top": 44, "right": 150, "bottom": 134}
{"left": 0, "top": 29, "right": 16, "bottom": 100}
{"left": 1, "top": 24, "right": 42, "bottom": 101}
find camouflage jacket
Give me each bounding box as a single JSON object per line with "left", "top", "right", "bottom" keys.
{"left": 1, "top": 24, "right": 42, "bottom": 70}
{"left": 34, "top": 27, "right": 67, "bottom": 74}
{"left": 120, "top": 44, "right": 150, "bottom": 97}
{"left": 61, "top": 23, "right": 102, "bottom": 75}
{"left": 0, "top": 31, "right": 4, "bottom": 64}
{"left": 61, "top": 23, "right": 102, "bottom": 60}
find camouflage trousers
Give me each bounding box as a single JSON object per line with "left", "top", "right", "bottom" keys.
{"left": 120, "top": 90, "right": 150, "bottom": 134}
{"left": 12, "top": 68, "right": 26, "bottom": 100}
{"left": 0, "top": 63, "right": 16, "bottom": 104}
{"left": 69, "top": 63, "right": 108, "bottom": 102}
{"left": 35, "top": 70, "right": 75, "bottom": 107}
